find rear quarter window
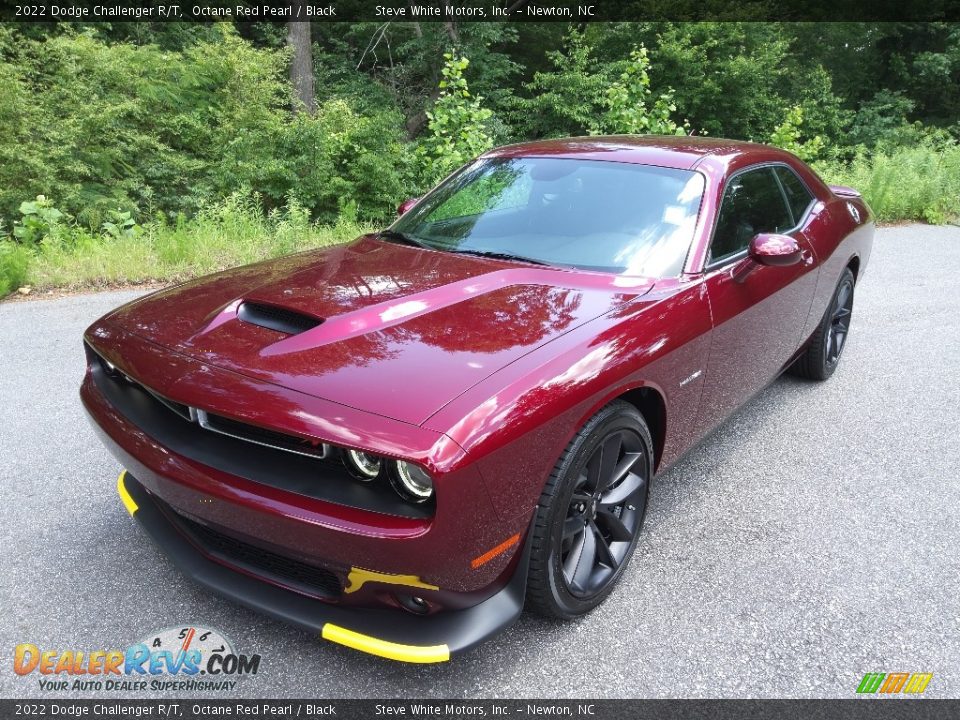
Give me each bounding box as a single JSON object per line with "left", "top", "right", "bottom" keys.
{"left": 775, "top": 166, "right": 815, "bottom": 224}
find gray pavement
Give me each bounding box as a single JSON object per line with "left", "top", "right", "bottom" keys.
{"left": 1, "top": 224, "right": 959, "bottom": 699}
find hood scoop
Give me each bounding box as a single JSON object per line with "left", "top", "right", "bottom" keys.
{"left": 236, "top": 301, "right": 323, "bottom": 336}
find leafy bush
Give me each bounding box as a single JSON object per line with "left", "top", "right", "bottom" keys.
{"left": 848, "top": 90, "right": 918, "bottom": 148}
{"left": 101, "top": 210, "right": 141, "bottom": 241}
{"left": 281, "top": 101, "right": 415, "bottom": 223}
{"left": 769, "top": 106, "right": 826, "bottom": 161}
{"left": 629, "top": 23, "right": 793, "bottom": 141}
{"left": 0, "top": 28, "right": 413, "bottom": 227}
{"left": 0, "top": 242, "right": 31, "bottom": 295}
{"left": 0, "top": 52, "right": 50, "bottom": 230}
{"left": 512, "top": 33, "right": 689, "bottom": 140}
{"left": 817, "top": 141, "right": 960, "bottom": 223}
{"left": 591, "top": 45, "right": 687, "bottom": 136}
{"left": 13, "top": 196, "right": 66, "bottom": 245}
{"left": 509, "top": 29, "right": 611, "bottom": 139}
{"left": 419, "top": 54, "right": 494, "bottom": 183}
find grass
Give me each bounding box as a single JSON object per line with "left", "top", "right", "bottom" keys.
{"left": 816, "top": 142, "right": 960, "bottom": 224}
{"left": 0, "top": 241, "right": 31, "bottom": 296}
{"left": 8, "top": 195, "right": 369, "bottom": 294}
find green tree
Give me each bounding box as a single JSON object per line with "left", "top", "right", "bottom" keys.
{"left": 769, "top": 106, "right": 825, "bottom": 161}
{"left": 619, "top": 23, "right": 792, "bottom": 140}
{"left": 591, "top": 45, "right": 687, "bottom": 136}
{"left": 510, "top": 28, "right": 610, "bottom": 139}
{"left": 419, "top": 53, "right": 494, "bottom": 183}
{"left": 848, "top": 90, "right": 917, "bottom": 148}
{"left": 0, "top": 27, "right": 412, "bottom": 226}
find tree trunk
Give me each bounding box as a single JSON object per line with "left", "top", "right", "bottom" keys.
{"left": 405, "top": 67, "right": 443, "bottom": 140}
{"left": 408, "top": 4, "right": 423, "bottom": 39}
{"left": 442, "top": 1, "right": 459, "bottom": 43}
{"left": 287, "top": 16, "right": 316, "bottom": 115}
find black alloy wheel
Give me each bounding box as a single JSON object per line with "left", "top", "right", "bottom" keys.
{"left": 790, "top": 267, "right": 856, "bottom": 381}
{"left": 560, "top": 429, "right": 648, "bottom": 597}
{"left": 526, "top": 401, "right": 652, "bottom": 618}
{"left": 825, "top": 277, "right": 853, "bottom": 366}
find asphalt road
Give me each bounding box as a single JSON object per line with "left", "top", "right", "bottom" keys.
{"left": 1, "top": 224, "right": 959, "bottom": 700}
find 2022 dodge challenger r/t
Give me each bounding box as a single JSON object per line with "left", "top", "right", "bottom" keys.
{"left": 82, "top": 136, "right": 873, "bottom": 663}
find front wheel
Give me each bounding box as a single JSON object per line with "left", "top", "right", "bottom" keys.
{"left": 525, "top": 401, "right": 652, "bottom": 619}
{"left": 790, "top": 267, "right": 855, "bottom": 381}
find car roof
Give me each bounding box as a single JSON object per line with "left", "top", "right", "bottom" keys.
{"left": 481, "top": 135, "right": 790, "bottom": 172}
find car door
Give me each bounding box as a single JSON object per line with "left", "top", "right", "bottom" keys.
{"left": 695, "top": 164, "right": 820, "bottom": 435}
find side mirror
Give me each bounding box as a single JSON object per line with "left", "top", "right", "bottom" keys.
{"left": 397, "top": 197, "right": 421, "bottom": 216}
{"left": 748, "top": 233, "right": 803, "bottom": 267}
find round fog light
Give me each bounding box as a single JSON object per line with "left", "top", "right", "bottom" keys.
{"left": 392, "top": 461, "right": 434, "bottom": 503}
{"left": 345, "top": 450, "right": 382, "bottom": 481}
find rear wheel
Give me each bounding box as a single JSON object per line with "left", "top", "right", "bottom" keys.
{"left": 790, "top": 268, "right": 855, "bottom": 381}
{"left": 526, "top": 401, "right": 652, "bottom": 619}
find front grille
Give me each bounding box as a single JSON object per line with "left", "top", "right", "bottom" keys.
{"left": 237, "top": 302, "right": 323, "bottom": 335}
{"left": 87, "top": 344, "right": 434, "bottom": 520}
{"left": 172, "top": 509, "right": 343, "bottom": 599}
{"left": 94, "top": 351, "right": 329, "bottom": 460}
{"left": 198, "top": 410, "right": 329, "bottom": 459}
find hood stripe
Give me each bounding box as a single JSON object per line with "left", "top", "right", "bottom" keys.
{"left": 258, "top": 268, "right": 652, "bottom": 357}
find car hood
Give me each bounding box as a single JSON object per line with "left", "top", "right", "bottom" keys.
{"left": 106, "top": 236, "right": 654, "bottom": 425}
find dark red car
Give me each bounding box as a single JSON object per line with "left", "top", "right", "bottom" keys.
{"left": 82, "top": 136, "right": 873, "bottom": 663}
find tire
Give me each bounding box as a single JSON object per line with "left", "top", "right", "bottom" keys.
{"left": 790, "top": 268, "right": 855, "bottom": 381}
{"left": 526, "top": 400, "right": 653, "bottom": 619}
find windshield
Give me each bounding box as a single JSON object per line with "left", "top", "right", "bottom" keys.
{"left": 391, "top": 157, "right": 705, "bottom": 276}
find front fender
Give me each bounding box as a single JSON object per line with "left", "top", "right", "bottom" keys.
{"left": 424, "top": 279, "right": 713, "bottom": 522}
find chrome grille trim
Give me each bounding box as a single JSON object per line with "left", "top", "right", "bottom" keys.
{"left": 144, "top": 387, "right": 194, "bottom": 421}
{"left": 90, "top": 348, "right": 330, "bottom": 461}
{"left": 194, "top": 408, "right": 331, "bottom": 460}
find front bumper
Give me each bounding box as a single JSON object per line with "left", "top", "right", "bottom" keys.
{"left": 81, "top": 321, "right": 530, "bottom": 598}
{"left": 118, "top": 470, "right": 530, "bottom": 663}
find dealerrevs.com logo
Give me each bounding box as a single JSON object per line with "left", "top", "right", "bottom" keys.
{"left": 13, "top": 626, "right": 261, "bottom": 693}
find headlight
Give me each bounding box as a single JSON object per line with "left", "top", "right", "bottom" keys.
{"left": 391, "top": 461, "right": 434, "bottom": 503}
{"left": 344, "top": 450, "right": 382, "bottom": 481}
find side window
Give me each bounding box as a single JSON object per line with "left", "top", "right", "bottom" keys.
{"left": 709, "top": 167, "right": 793, "bottom": 264}
{"left": 774, "top": 166, "right": 815, "bottom": 225}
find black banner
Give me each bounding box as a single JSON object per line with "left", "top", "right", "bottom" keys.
{"left": 1, "top": 0, "right": 959, "bottom": 23}
{"left": 1, "top": 700, "right": 960, "bottom": 720}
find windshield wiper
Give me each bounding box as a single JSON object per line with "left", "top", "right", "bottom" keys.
{"left": 380, "top": 232, "right": 550, "bottom": 267}
{"left": 450, "top": 249, "right": 549, "bottom": 266}
{"left": 378, "top": 229, "right": 431, "bottom": 249}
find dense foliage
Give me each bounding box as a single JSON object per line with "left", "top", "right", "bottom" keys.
{"left": 1, "top": 21, "right": 958, "bottom": 294}
{"left": 419, "top": 53, "right": 494, "bottom": 182}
